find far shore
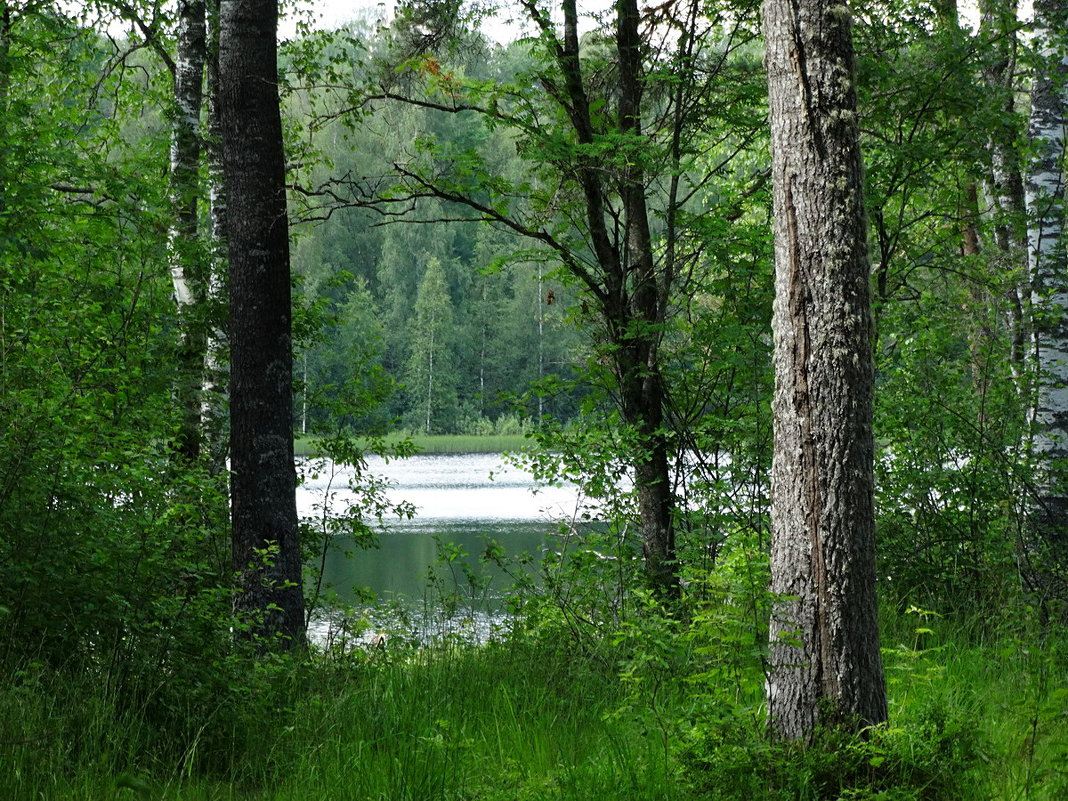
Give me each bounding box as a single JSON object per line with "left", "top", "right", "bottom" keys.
{"left": 293, "top": 433, "right": 532, "bottom": 457}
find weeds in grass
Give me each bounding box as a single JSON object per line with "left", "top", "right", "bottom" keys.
{"left": 1, "top": 608, "right": 1064, "bottom": 800}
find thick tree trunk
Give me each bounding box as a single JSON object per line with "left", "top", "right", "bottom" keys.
{"left": 1024, "top": 0, "right": 1068, "bottom": 614}
{"left": 169, "top": 0, "right": 207, "bottom": 460}
{"left": 763, "top": 0, "right": 887, "bottom": 739}
{"left": 219, "top": 0, "right": 305, "bottom": 648}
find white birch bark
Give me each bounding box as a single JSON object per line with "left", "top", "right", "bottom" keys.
{"left": 168, "top": 0, "right": 207, "bottom": 459}
{"left": 168, "top": 0, "right": 206, "bottom": 310}
{"left": 1024, "top": 0, "right": 1068, "bottom": 608}
{"left": 202, "top": 0, "right": 229, "bottom": 470}
{"left": 980, "top": 0, "right": 1029, "bottom": 378}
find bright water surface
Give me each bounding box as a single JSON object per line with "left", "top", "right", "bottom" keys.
{"left": 297, "top": 453, "right": 586, "bottom": 619}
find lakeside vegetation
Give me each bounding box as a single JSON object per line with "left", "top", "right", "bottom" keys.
{"left": 294, "top": 434, "right": 533, "bottom": 457}
{"left": 2, "top": 1, "right": 1067, "bottom": 799}
{"left": 2, "top": 609, "right": 1064, "bottom": 800}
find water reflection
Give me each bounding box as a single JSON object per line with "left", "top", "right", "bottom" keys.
{"left": 298, "top": 453, "right": 585, "bottom": 612}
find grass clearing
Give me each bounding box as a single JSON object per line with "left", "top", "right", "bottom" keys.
{"left": 1, "top": 613, "right": 1065, "bottom": 800}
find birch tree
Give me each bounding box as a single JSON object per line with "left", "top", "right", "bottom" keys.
{"left": 104, "top": 0, "right": 229, "bottom": 463}
{"left": 168, "top": 0, "right": 208, "bottom": 460}
{"left": 202, "top": 0, "right": 229, "bottom": 470}
{"left": 406, "top": 257, "right": 457, "bottom": 434}
{"left": 220, "top": 0, "right": 305, "bottom": 648}
{"left": 981, "top": 0, "right": 1029, "bottom": 378}
{"left": 763, "top": 0, "right": 887, "bottom": 739}
{"left": 1024, "top": 0, "right": 1068, "bottom": 612}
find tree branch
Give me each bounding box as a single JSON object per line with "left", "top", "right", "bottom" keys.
{"left": 107, "top": 0, "right": 177, "bottom": 77}
{"left": 390, "top": 163, "right": 609, "bottom": 302}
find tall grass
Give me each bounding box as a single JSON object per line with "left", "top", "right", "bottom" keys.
{"left": 1, "top": 610, "right": 1064, "bottom": 800}
{"left": 881, "top": 613, "right": 1068, "bottom": 801}
{"left": 0, "top": 639, "right": 674, "bottom": 800}
{"left": 253, "top": 642, "right": 676, "bottom": 801}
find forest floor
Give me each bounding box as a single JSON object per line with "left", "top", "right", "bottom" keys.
{"left": 1, "top": 608, "right": 1065, "bottom": 800}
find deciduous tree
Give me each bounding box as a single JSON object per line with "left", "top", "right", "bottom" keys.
{"left": 168, "top": 0, "right": 208, "bottom": 460}
{"left": 1023, "top": 0, "right": 1068, "bottom": 614}
{"left": 219, "top": 0, "right": 305, "bottom": 648}
{"left": 311, "top": 0, "right": 764, "bottom": 597}
{"left": 763, "top": 0, "right": 887, "bottom": 739}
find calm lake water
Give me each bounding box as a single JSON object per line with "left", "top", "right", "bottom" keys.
{"left": 297, "top": 453, "right": 586, "bottom": 619}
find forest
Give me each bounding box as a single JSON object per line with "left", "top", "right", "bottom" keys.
{"left": 0, "top": 0, "right": 1066, "bottom": 798}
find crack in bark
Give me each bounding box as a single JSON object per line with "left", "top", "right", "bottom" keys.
{"left": 787, "top": 0, "right": 825, "bottom": 159}
{"left": 784, "top": 173, "right": 833, "bottom": 705}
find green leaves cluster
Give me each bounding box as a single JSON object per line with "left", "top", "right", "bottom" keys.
{"left": 0, "top": 5, "right": 235, "bottom": 764}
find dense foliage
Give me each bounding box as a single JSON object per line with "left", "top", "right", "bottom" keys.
{"left": 0, "top": 0, "right": 1064, "bottom": 798}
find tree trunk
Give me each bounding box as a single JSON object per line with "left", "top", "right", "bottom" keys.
{"left": 763, "top": 0, "right": 887, "bottom": 739}
{"left": 202, "top": 0, "right": 230, "bottom": 473}
{"left": 0, "top": 3, "right": 11, "bottom": 104}
{"left": 961, "top": 182, "right": 996, "bottom": 420}
{"left": 426, "top": 326, "right": 434, "bottom": 434}
{"left": 169, "top": 0, "right": 207, "bottom": 461}
{"left": 219, "top": 0, "right": 305, "bottom": 648}
{"left": 627, "top": 376, "right": 675, "bottom": 597}
{"left": 1024, "top": 0, "right": 1068, "bottom": 614}
{"left": 613, "top": 0, "right": 677, "bottom": 598}
{"left": 980, "top": 0, "right": 1029, "bottom": 382}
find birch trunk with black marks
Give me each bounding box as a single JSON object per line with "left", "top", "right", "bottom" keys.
{"left": 220, "top": 0, "right": 305, "bottom": 648}
{"left": 169, "top": 0, "right": 207, "bottom": 460}
{"left": 763, "top": 0, "right": 887, "bottom": 740}
{"left": 1024, "top": 0, "right": 1068, "bottom": 614}
{"left": 981, "top": 0, "right": 1029, "bottom": 380}
{"left": 202, "top": 0, "right": 229, "bottom": 472}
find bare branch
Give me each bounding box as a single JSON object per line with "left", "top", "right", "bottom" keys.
{"left": 107, "top": 0, "right": 177, "bottom": 77}
{"left": 390, "top": 163, "right": 609, "bottom": 302}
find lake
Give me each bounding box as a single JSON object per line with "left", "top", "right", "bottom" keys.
{"left": 297, "top": 452, "right": 588, "bottom": 640}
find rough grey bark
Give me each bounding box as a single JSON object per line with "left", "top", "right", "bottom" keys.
{"left": 1024, "top": 0, "right": 1068, "bottom": 612}
{"left": 168, "top": 0, "right": 207, "bottom": 461}
{"left": 219, "top": 0, "right": 305, "bottom": 648}
{"left": 763, "top": 0, "right": 887, "bottom": 739}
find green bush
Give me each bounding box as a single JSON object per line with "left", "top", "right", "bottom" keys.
{"left": 682, "top": 707, "right": 986, "bottom": 801}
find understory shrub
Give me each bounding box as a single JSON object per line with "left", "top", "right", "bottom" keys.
{"left": 681, "top": 705, "right": 987, "bottom": 801}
